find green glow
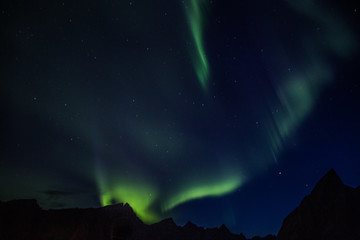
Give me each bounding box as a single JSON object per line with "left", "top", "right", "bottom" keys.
{"left": 268, "top": 61, "right": 332, "bottom": 159}
{"left": 96, "top": 169, "right": 159, "bottom": 224}
{"left": 99, "top": 185, "right": 159, "bottom": 223}
{"left": 162, "top": 175, "right": 242, "bottom": 212}
{"left": 284, "top": 0, "right": 357, "bottom": 56}
{"left": 276, "top": 71, "right": 325, "bottom": 137}
{"left": 267, "top": 0, "right": 357, "bottom": 158}
{"left": 186, "top": 0, "right": 210, "bottom": 92}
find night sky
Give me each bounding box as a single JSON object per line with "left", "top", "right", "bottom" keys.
{"left": 1, "top": 0, "right": 360, "bottom": 237}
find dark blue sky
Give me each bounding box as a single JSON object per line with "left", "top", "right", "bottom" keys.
{"left": 1, "top": 0, "right": 360, "bottom": 237}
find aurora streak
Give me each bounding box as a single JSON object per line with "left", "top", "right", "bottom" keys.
{"left": 186, "top": 0, "right": 210, "bottom": 92}
{"left": 266, "top": 0, "right": 358, "bottom": 160}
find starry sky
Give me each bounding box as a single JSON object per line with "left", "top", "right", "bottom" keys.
{"left": 1, "top": 0, "right": 360, "bottom": 237}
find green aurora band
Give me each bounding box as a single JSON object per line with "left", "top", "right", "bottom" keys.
{"left": 161, "top": 175, "right": 243, "bottom": 212}
{"left": 96, "top": 163, "right": 244, "bottom": 223}
{"left": 95, "top": 160, "right": 160, "bottom": 223}
{"left": 186, "top": 0, "right": 210, "bottom": 92}
{"left": 98, "top": 182, "right": 159, "bottom": 223}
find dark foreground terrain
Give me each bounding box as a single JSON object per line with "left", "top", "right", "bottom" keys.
{"left": 277, "top": 169, "right": 360, "bottom": 240}
{"left": 1, "top": 169, "right": 359, "bottom": 240}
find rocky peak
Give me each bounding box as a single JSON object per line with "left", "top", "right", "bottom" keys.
{"left": 312, "top": 169, "right": 343, "bottom": 190}
{"left": 183, "top": 221, "right": 202, "bottom": 232}
{"left": 310, "top": 169, "right": 346, "bottom": 201}
{"left": 160, "top": 218, "right": 176, "bottom": 226}
{"left": 219, "top": 224, "right": 231, "bottom": 234}
{"left": 102, "top": 202, "right": 133, "bottom": 212}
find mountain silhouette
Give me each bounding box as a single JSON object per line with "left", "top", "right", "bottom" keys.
{"left": 0, "top": 199, "right": 274, "bottom": 240}
{"left": 1, "top": 169, "right": 359, "bottom": 240}
{"left": 277, "top": 169, "right": 360, "bottom": 240}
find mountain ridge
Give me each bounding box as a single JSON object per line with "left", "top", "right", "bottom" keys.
{"left": 0, "top": 198, "right": 273, "bottom": 240}
{"left": 1, "top": 169, "right": 359, "bottom": 240}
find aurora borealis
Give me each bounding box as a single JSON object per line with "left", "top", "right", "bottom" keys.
{"left": 1, "top": 0, "right": 360, "bottom": 237}
{"left": 186, "top": 0, "right": 210, "bottom": 92}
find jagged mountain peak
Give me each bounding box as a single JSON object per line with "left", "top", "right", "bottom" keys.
{"left": 310, "top": 168, "right": 345, "bottom": 197}
{"left": 102, "top": 202, "right": 133, "bottom": 212}
{"left": 153, "top": 217, "right": 177, "bottom": 228}
{"left": 219, "top": 224, "right": 231, "bottom": 233}
{"left": 184, "top": 221, "right": 198, "bottom": 229}
{"left": 318, "top": 169, "right": 342, "bottom": 184}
